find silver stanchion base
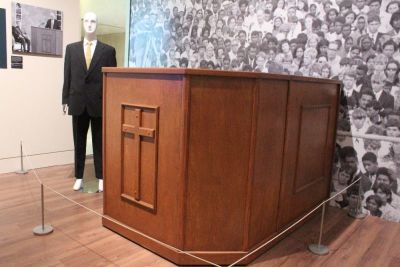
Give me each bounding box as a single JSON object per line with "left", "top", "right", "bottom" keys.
{"left": 348, "top": 211, "right": 367, "bottom": 219}
{"left": 33, "top": 225, "right": 54, "bottom": 236}
{"left": 308, "top": 244, "right": 329, "bottom": 255}
{"left": 16, "top": 169, "right": 29, "bottom": 174}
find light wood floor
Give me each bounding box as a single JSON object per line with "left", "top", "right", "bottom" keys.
{"left": 0, "top": 164, "right": 399, "bottom": 267}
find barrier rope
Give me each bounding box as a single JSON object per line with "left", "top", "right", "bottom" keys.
{"left": 20, "top": 143, "right": 364, "bottom": 267}
{"left": 0, "top": 149, "right": 74, "bottom": 161}
{"left": 336, "top": 130, "right": 400, "bottom": 143}
{"left": 23, "top": 148, "right": 222, "bottom": 267}
{"left": 227, "top": 176, "right": 363, "bottom": 267}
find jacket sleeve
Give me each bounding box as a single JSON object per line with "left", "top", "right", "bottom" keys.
{"left": 62, "top": 45, "right": 71, "bottom": 105}
{"left": 108, "top": 47, "right": 117, "bottom": 67}
{"left": 12, "top": 26, "right": 18, "bottom": 38}
{"left": 389, "top": 94, "right": 395, "bottom": 110}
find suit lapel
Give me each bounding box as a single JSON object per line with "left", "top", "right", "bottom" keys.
{"left": 87, "top": 41, "right": 105, "bottom": 75}
{"left": 380, "top": 91, "right": 384, "bottom": 102}
{"left": 76, "top": 41, "right": 87, "bottom": 72}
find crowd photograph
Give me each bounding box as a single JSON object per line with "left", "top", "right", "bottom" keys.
{"left": 128, "top": 0, "right": 400, "bottom": 223}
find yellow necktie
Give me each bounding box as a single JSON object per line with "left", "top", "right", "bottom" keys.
{"left": 85, "top": 42, "right": 92, "bottom": 68}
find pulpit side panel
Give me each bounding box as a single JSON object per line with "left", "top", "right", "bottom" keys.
{"left": 277, "top": 81, "right": 340, "bottom": 229}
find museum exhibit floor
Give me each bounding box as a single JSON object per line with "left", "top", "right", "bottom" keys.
{"left": 0, "top": 163, "right": 399, "bottom": 266}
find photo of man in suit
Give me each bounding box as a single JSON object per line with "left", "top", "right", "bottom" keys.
{"left": 12, "top": 21, "right": 30, "bottom": 52}
{"left": 62, "top": 12, "right": 117, "bottom": 192}
{"left": 367, "top": 15, "right": 384, "bottom": 51}
{"left": 45, "top": 13, "right": 61, "bottom": 30}
{"left": 371, "top": 72, "right": 394, "bottom": 112}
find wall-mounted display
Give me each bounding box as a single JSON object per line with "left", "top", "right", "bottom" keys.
{"left": 0, "top": 8, "right": 7, "bottom": 68}
{"left": 128, "top": 0, "right": 400, "bottom": 223}
{"left": 11, "top": 2, "right": 63, "bottom": 56}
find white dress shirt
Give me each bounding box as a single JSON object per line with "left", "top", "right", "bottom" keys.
{"left": 344, "top": 87, "right": 355, "bottom": 97}
{"left": 374, "top": 89, "right": 383, "bottom": 101}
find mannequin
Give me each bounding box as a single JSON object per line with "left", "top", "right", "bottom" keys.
{"left": 62, "top": 12, "right": 116, "bottom": 192}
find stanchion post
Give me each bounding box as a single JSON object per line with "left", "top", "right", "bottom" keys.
{"left": 16, "top": 141, "right": 28, "bottom": 174}
{"left": 33, "top": 184, "right": 54, "bottom": 236}
{"left": 308, "top": 202, "right": 329, "bottom": 255}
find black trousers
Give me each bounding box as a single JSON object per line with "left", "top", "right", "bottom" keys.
{"left": 72, "top": 109, "right": 102, "bottom": 179}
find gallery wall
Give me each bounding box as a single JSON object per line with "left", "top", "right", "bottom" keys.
{"left": 98, "top": 32, "right": 125, "bottom": 66}
{"left": 0, "top": 0, "right": 80, "bottom": 173}
{"left": 128, "top": 0, "right": 400, "bottom": 223}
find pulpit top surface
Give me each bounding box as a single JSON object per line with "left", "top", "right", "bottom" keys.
{"left": 102, "top": 67, "right": 341, "bottom": 85}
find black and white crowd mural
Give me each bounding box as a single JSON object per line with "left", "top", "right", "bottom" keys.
{"left": 128, "top": 0, "right": 400, "bottom": 222}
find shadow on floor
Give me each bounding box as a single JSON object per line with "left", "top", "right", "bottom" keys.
{"left": 66, "top": 157, "right": 99, "bottom": 193}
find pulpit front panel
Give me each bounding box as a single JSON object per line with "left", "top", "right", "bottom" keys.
{"left": 103, "top": 73, "right": 185, "bottom": 246}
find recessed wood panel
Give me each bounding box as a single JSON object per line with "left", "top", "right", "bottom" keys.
{"left": 121, "top": 104, "right": 159, "bottom": 211}
{"left": 294, "top": 105, "right": 330, "bottom": 194}
{"left": 278, "top": 81, "right": 339, "bottom": 229}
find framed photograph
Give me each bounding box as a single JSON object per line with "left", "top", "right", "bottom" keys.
{"left": 11, "top": 2, "right": 63, "bottom": 56}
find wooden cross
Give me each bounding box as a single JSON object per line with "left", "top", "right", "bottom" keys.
{"left": 122, "top": 108, "right": 155, "bottom": 201}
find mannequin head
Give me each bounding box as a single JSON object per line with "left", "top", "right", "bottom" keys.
{"left": 83, "top": 12, "right": 97, "bottom": 40}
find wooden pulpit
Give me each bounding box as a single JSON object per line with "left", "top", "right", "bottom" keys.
{"left": 31, "top": 26, "right": 62, "bottom": 56}
{"left": 101, "top": 68, "right": 341, "bottom": 265}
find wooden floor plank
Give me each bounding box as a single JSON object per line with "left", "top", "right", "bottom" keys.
{"left": 356, "top": 217, "right": 398, "bottom": 266}
{"left": 1, "top": 164, "right": 399, "bottom": 267}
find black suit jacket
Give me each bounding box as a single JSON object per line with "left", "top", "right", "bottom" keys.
{"left": 62, "top": 41, "right": 117, "bottom": 117}
{"left": 372, "top": 32, "right": 384, "bottom": 51}
{"left": 12, "top": 26, "right": 24, "bottom": 40}
{"left": 45, "top": 19, "right": 61, "bottom": 30}
{"left": 340, "top": 90, "right": 360, "bottom": 109}
{"left": 377, "top": 90, "right": 394, "bottom": 112}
